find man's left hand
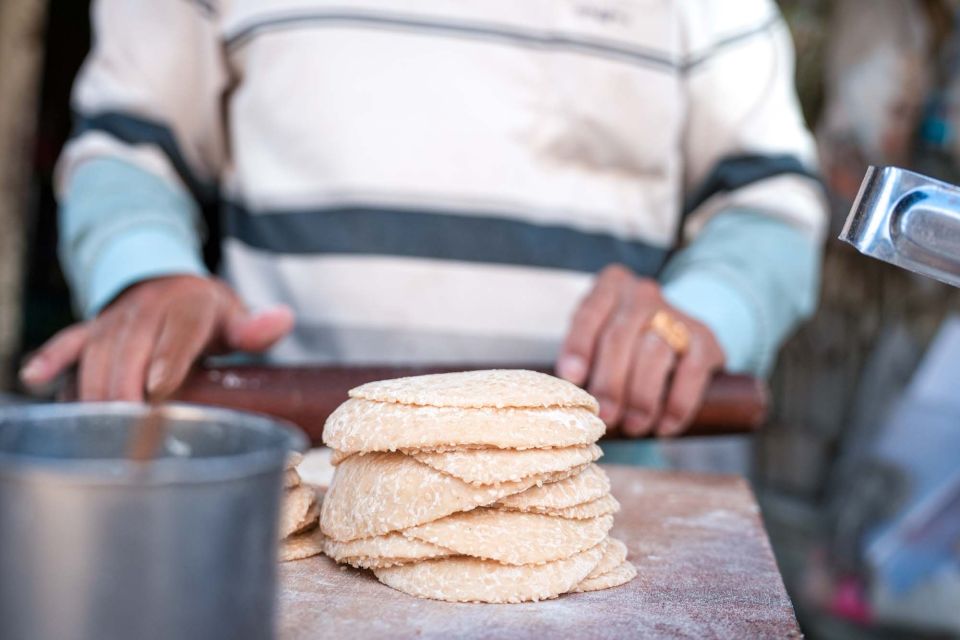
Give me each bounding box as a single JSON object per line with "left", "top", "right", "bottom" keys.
{"left": 556, "top": 265, "right": 725, "bottom": 437}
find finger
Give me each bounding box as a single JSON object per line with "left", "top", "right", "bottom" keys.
{"left": 587, "top": 301, "right": 650, "bottom": 426}
{"left": 20, "top": 324, "right": 90, "bottom": 386}
{"left": 224, "top": 305, "right": 295, "bottom": 353}
{"left": 622, "top": 332, "right": 677, "bottom": 437}
{"left": 657, "top": 340, "right": 721, "bottom": 437}
{"left": 106, "top": 309, "right": 165, "bottom": 401}
{"left": 146, "top": 305, "right": 218, "bottom": 399}
{"left": 557, "top": 266, "right": 631, "bottom": 385}
{"left": 78, "top": 328, "right": 116, "bottom": 402}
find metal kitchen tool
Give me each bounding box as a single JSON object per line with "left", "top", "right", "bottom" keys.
{"left": 841, "top": 166, "right": 960, "bottom": 287}
{"left": 0, "top": 403, "right": 306, "bottom": 640}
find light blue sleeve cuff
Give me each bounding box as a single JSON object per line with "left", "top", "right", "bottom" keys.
{"left": 84, "top": 226, "right": 208, "bottom": 316}
{"left": 662, "top": 269, "right": 760, "bottom": 373}
{"left": 58, "top": 157, "right": 208, "bottom": 317}
{"left": 660, "top": 209, "right": 821, "bottom": 376}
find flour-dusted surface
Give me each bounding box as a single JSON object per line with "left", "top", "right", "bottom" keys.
{"left": 278, "top": 466, "right": 802, "bottom": 639}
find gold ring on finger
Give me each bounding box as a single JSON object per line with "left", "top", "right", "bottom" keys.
{"left": 648, "top": 309, "right": 690, "bottom": 355}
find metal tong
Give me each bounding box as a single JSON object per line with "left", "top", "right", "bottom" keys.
{"left": 841, "top": 166, "right": 960, "bottom": 288}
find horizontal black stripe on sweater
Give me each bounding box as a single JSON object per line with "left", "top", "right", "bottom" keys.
{"left": 223, "top": 202, "right": 670, "bottom": 275}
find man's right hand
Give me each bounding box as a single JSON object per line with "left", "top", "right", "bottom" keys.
{"left": 19, "top": 275, "right": 294, "bottom": 401}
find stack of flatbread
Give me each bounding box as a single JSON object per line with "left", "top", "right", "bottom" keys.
{"left": 279, "top": 452, "right": 325, "bottom": 562}
{"left": 320, "top": 369, "right": 636, "bottom": 603}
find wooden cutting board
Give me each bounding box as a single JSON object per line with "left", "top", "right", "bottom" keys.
{"left": 278, "top": 466, "right": 802, "bottom": 639}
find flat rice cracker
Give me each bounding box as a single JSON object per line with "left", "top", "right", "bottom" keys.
{"left": 584, "top": 537, "right": 628, "bottom": 580}
{"left": 291, "top": 496, "right": 321, "bottom": 537}
{"left": 324, "top": 400, "right": 605, "bottom": 453}
{"left": 519, "top": 494, "right": 621, "bottom": 520}
{"left": 573, "top": 560, "right": 637, "bottom": 593}
{"left": 404, "top": 509, "right": 613, "bottom": 565}
{"left": 342, "top": 555, "right": 451, "bottom": 570}
{"left": 320, "top": 453, "right": 566, "bottom": 541}
{"left": 374, "top": 543, "right": 606, "bottom": 604}
{"left": 331, "top": 445, "right": 545, "bottom": 466}
{"left": 496, "top": 463, "right": 610, "bottom": 512}
{"left": 412, "top": 444, "right": 603, "bottom": 485}
{"left": 349, "top": 369, "right": 599, "bottom": 413}
{"left": 329, "top": 449, "right": 352, "bottom": 466}
{"left": 286, "top": 451, "right": 304, "bottom": 469}
{"left": 279, "top": 527, "right": 325, "bottom": 563}
{"left": 324, "top": 532, "right": 451, "bottom": 565}
{"left": 284, "top": 467, "right": 301, "bottom": 489}
{"left": 280, "top": 485, "right": 319, "bottom": 539}
{"left": 332, "top": 444, "right": 596, "bottom": 468}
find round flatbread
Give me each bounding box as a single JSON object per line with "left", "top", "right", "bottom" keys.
{"left": 280, "top": 485, "right": 319, "bottom": 538}
{"left": 290, "top": 497, "right": 320, "bottom": 537}
{"left": 412, "top": 444, "right": 602, "bottom": 485}
{"left": 585, "top": 538, "right": 628, "bottom": 580}
{"left": 403, "top": 509, "right": 613, "bottom": 565}
{"left": 496, "top": 464, "right": 610, "bottom": 512}
{"left": 341, "top": 556, "right": 446, "bottom": 570}
{"left": 279, "top": 527, "right": 325, "bottom": 562}
{"left": 295, "top": 449, "right": 337, "bottom": 488}
{"left": 522, "top": 494, "right": 621, "bottom": 520}
{"left": 573, "top": 560, "right": 637, "bottom": 593}
{"left": 330, "top": 449, "right": 351, "bottom": 466}
{"left": 320, "top": 453, "right": 557, "bottom": 541}
{"left": 286, "top": 452, "right": 304, "bottom": 469}
{"left": 323, "top": 532, "right": 451, "bottom": 564}
{"left": 349, "top": 369, "right": 599, "bottom": 412}
{"left": 324, "top": 400, "right": 604, "bottom": 453}
{"left": 373, "top": 543, "right": 606, "bottom": 603}
{"left": 283, "top": 467, "right": 301, "bottom": 489}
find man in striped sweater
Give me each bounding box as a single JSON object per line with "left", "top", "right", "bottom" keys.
{"left": 21, "top": 0, "right": 825, "bottom": 438}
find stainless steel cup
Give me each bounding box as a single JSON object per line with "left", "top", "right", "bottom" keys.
{"left": 0, "top": 402, "right": 306, "bottom": 640}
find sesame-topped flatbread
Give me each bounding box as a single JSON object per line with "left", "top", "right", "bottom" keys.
{"left": 283, "top": 467, "right": 301, "bottom": 489}
{"left": 497, "top": 494, "right": 620, "bottom": 520}
{"left": 403, "top": 509, "right": 613, "bottom": 565}
{"left": 519, "top": 494, "right": 621, "bottom": 520}
{"left": 573, "top": 560, "right": 637, "bottom": 593}
{"left": 279, "top": 527, "right": 325, "bottom": 563}
{"left": 323, "top": 400, "right": 604, "bottom": 453}
{"left": 349, "top": 370, "right": 599, "bottom": 413}
{"left": 373, "top": 543, "right": 605, "bottom": 603}
{"left": 412, "top": 444, "right": 602, "bottom": 485}
{"left": 285, "top": 451, "right": 304, "bottom": 469}
{"left": 323, "top": 532, "right": 451, "bottom": 565}
{"left": 584, "top": 537, "right": 628, "bottom": 580}
{"left": 495, "top": 464, "right": 611, "bottom": 512}
{"left": 319, "top": 453, "right": 567, "bottom": 541}
{"left": 280, "top": 485, "right": 319, "bottom": 539}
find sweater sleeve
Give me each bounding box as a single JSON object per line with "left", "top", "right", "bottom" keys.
{"left": 55, "top": 0, "right": 227, "bottom": 315}
{"left": 660, "top": 209, "right": 821, "bottom": 375}
{"left": 59, "top": 157, "right": 208, "bottom": 317}
{"left": 666, "top": 0, "right": 828, "bottom": 374}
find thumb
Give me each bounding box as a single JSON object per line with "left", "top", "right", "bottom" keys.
{"left": 224, "top": 303, "right": 295, "bottom": 353}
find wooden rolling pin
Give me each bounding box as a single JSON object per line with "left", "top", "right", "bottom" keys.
{"left": 157, "top": 365, "right": 768, "bottom": 444}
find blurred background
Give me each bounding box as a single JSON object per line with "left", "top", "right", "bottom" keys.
{"left": 0, "top": 1, "right": 958, "bottom": 637}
